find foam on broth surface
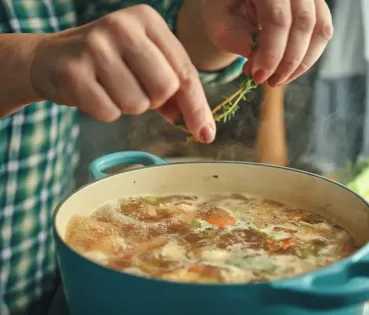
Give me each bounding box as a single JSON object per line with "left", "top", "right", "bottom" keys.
{"left": 65, "top": 193, "right": 357, "bottom": 284}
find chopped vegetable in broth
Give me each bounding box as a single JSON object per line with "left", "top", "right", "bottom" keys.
{"left": 65, "top": 194, "right": 357, "bottom": 284}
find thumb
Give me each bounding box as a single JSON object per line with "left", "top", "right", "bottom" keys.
{"left": 208, "top": 0, "right": 259, "bottom": 58}
{"left": 215, "top": 17, "right": 259, "bottom": 58}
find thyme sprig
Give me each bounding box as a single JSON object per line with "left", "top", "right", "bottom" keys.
{"left": 174, "top": 32, "right": 259, "bottom": 142}
{"left": 175, "top": 76, "right": 258, "bottom": 142}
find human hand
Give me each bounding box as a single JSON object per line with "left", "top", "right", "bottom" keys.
{"left": 202, "top": 0, "right": 334, "bottom": 86}
{"left": 30, "top": 5, "right": 216, "bottom": 143}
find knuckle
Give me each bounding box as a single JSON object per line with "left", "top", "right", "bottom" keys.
{"left": 134, "top": 4, "right": 160, "bottom": 19}
{"left": 264, "top": 50, "right": 283, "bottom": 66}
{"left": 102, "top": 17, "right": 143, "bottom": 53}
{"left": 186, "top": 105, "right": 207, "bottom": 126}
{"left": 297, "top": 61, "right": 309, "bottom": 72}
{"left": 100, "top": 12, "right": 123, "bottom": 30}
{"left": 122, "top": 34, "right": 144, "bottom": 55}
{"left": 280, "top": 56, "right": 300, "bottom": 69}
{"left": 101, "top": 12, "right": 141, "bottom": 39}
{"left": 177, "top": 62, "right": 199, "bottom": 91}
{"left": 289, "top": 63, "right": 309, "bottom": 82}
{"left": 294, "top": 9, "right": 316, "bottom": 32}
{"left": 315, "top": 22, "right": 334, "bottom": 42}
{"left": 59, "top": 60, "right": 81, "bottom": 87}
{"left": 269, "top": 3, "right": 292, "bottom": 28}
{"left": 85, "top": 30, "right": 116, "bottom": 67}
{"left": 153, "top": 78, "right": 180, "bottom": 105}
{"left": 85, "top": 29, "right": 100, "bottom": 51}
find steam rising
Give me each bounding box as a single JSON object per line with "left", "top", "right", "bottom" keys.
{"left": 125, "top": 76, "right": 262, "bottom": 162}
{"left": 76, "top": 63, "right": 365, "bottom": 185}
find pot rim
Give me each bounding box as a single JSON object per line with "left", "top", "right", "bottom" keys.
{"left": 52, "top": 160, "right": 369, "bottom": 288}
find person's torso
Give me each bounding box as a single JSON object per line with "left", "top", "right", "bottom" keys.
{"left": 0, "top": 1, "right": 79, "bottom": 314}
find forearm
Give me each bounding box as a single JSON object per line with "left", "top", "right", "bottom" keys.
{"left": 255, "top": 84, "right": 287, "bottom": 166}
{"left": 0, "top": 34, "right": 44, "bottom": 118}
{"left": 177, "top": 0, "right": 237, "bottom": 71}
{"left": 259, "top": 84, "right": 285, "bottom": 120}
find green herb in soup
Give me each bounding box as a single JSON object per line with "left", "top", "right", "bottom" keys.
{"left": 65, "top": 194, "right": 357, "bottom": 284}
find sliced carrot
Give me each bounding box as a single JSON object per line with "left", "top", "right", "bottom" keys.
{"left": 281, "top": 238, "right": 297, "bottom": 248}
{"left": 206, "top": 216, "right": 236, "bottom": 227}
{"left": 123, "top": 252, "right": 133, "bottom": 260}
{"left": 268, "top": 238, "right": 297, "bottom": 251}
{"left": 342, "top": 245, "right": 353, "bottom": 254}
{"left": 188, "top": 265, "right": 205, "bottom": 273}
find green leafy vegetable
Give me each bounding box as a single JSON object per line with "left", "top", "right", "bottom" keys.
{"left": 190, "top": 219, "right": 213, "bottom": 230}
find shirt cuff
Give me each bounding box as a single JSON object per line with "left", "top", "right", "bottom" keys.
{"left": 198, "top": 57, "right": 246, "bottom": 85}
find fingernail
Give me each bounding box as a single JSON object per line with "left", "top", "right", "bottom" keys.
{"left": 200, "top": 124, "right": 215, "bottom": 144}
{"left": 268, "top": 74, "right": 282, "bottom": 87}
{"left": 252, "top": 69, "right": 268, "bottom": 84}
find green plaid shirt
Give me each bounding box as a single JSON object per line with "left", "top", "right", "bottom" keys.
{"left": 0, "top": 1, "right": 244, "bottom": 314}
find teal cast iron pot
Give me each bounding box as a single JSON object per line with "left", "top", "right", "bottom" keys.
{"left": 53, "top": 151, "right": 369, "bottom": 315}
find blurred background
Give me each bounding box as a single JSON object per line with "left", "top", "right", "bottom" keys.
{"left": 75, "top": 0, "right": 369, "bottom": 191}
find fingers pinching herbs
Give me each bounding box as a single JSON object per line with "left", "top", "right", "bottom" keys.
{"left": 173, "top": 63, "right": 216, "bottom": 144}
{"left": 249, "top": 0, "right": 333, "bottom": 86}
{"left": 283, "top": 0, "right": 333, "bottom": 85}
{"left": 251, "top": 0, "right": 292, "bottom": 84}
{"left": 268, "top": 0, "right": 316, "bottom": 87}
{"left": 87, "top": 5, "right": 215, "bottom": 143}
{"left": 31, "top": 5, "right": 215, "bottom": 142}
{"left": 145, "top": 7, "right": 216, "bottom": 143}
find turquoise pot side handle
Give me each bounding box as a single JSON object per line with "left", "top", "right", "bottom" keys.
{"left": 89, "top": 151, "right": 167, "bottom": 180}
{"left": 271, "top": 253, "right": 369, "bottom": 309}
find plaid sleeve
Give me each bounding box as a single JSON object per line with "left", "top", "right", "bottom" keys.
{"left": 75, "top": 0, "right": 244, "bottom": 84}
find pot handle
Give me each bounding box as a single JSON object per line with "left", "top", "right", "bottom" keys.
{"left": 89, "top": 151, "right": 167, "bottom": 180}
{"left": 271, "top": 253, "right": 369, "bottom": 309}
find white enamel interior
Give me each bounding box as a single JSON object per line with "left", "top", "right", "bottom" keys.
{"left": 55, "top": 163, "right": 369, "bottom": 247}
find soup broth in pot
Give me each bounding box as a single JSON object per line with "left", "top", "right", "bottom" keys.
{"left": 65, "top": 193, "right": 357, "bottom": 284}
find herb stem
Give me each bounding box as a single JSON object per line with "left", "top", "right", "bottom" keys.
{"left": 215, "top": 86, "right": 248, "bottom": 122}
{"left": 176, "top": 76, "right": 258, "bottom": 142}
{"left": 175, "top": 32, "right": 259, "bottom": 143}
{"left": 211, "top": 86, "right": 244, "bottom": 115}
